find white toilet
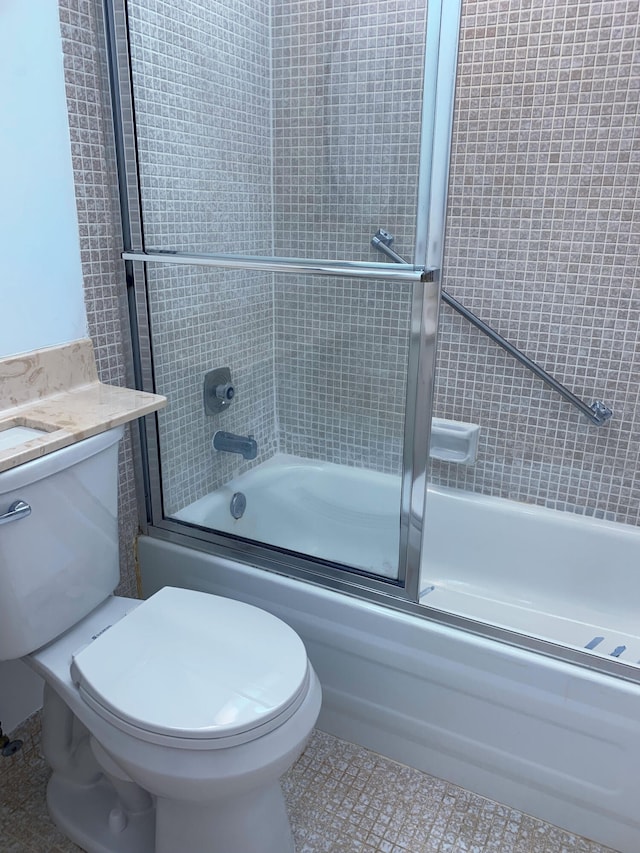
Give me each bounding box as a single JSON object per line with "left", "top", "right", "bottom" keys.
{"left": 0, "top": 425, "right": 321, "bottom": 853}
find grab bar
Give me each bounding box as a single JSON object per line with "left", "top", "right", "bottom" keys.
{"left": 371, "top": 230, "right": 612, "bottom": 426}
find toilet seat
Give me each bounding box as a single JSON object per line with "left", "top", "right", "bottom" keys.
{"left": 70, "top": 587, "right": 311, "bottom": 749}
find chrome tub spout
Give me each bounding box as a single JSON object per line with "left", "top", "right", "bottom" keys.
{"left": 212, "top": 431, "right": 258, "bottom": 460}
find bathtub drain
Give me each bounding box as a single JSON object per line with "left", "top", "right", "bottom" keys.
{"left": 230, "top": 492, "right": 247, "bottom": 520}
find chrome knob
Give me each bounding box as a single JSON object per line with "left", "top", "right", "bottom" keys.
{"left": 213, "top": 383, "right": 235, "bottom": 401}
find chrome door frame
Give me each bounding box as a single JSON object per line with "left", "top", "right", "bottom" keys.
{"left": 102, "top": 0, "right": 458, "bottom": 600}
{"left": 398, "top": 0, "right": 462, "bottom": 599}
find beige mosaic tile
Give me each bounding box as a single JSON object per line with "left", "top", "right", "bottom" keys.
{"left": 0, "top": 714, "right": 82, "bottom": 852}
{"left": 435, "top": 0, "right": 640, "bottom": 524}
{"left": 283, "top": 731, "right": 618, "bottom": 853}
{"left": 0, "top": 719, "right": 617, "bottom": 853}
{"left": 64, "top": 0, "right": 640, "bottom": 529}
{"left": 126, "top": 0, "right": 279, "bottom": 515}
{"left": 58, "top": 0, "right": 142, "bottom": 599}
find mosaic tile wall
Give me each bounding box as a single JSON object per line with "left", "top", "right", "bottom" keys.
{"left": 126, "top": 0, "right": 277, "bottom": 513}
{"left": 272, "top": 0, "right": 426, "bottom": 473}
{"left": 273, "top": 0, "right": 640, "bottom": 523}
{"left": 271, "top": 0, "right": 426, "bottom": 262}
{"left": 433, "top": 0, "right": 640, "bottom": 525}
{"left": 125, "top": 0, "right": 428, "bottom": 498}
{"left": 274, "top": 275, "right": 411, "bottom": 471}
{"left": 127, "top": 0, "right": 273, "bottom": 256}
{"left": 58, "top": 0, "right": 140, "bottom": 596}
{"left": 147, "top": 266, "right": 276, "bottom": 515}
{"left": 57, "top": 0, "right": 640, "bottom": 531}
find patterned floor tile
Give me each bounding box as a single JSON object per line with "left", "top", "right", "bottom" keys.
{"left": 0, "top": 720, "right": 618, "bottom": 853}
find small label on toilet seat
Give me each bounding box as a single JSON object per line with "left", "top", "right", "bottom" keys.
{"left": 91, "top": 624, "right": 112, "bottom": 641}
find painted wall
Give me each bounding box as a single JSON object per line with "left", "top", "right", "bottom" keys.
{"left": 0, "top": 0, "right": 88, "bottom": 731}
{"left": 0, "top": 0, "right": 86, "bottom": 359}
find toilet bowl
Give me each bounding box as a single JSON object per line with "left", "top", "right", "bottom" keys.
{"left": 0, "top": 427, "right": 321, "bottom": 853}
{"left": 30, "top": 588, "right": 321, "bottom": 853}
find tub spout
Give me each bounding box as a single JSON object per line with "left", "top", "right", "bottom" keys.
{"left": 213, "top": 430, "right": 258, "bottom": 460}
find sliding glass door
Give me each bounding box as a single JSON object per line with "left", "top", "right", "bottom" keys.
{"left": 106, "top": 0, "right": 461, "bottom": 597}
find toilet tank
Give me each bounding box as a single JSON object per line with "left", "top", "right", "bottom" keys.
{"left": 0, "top": 426, "right": 124, "bottom": 660}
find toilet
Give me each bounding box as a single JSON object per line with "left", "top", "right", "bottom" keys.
{"left": 0, "top": 425, "right": 321, "bottom": 853}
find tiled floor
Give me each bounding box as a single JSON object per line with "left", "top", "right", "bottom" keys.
{"left": 0, "top": 715, "right": 617, "bottom": 853}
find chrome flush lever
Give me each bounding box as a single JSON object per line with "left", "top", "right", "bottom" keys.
{"left": 0, "top": 500, "right": 32, "bottom": 525}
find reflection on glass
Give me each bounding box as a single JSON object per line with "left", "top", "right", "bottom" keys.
{"left": 147, "top": 267, "right": 409, "bottom": 579}
{"left": 127, "top": 0, "right": 427, "bottom": 259}
{"left": 127, "top": 0, "right": 427, "bottom": 578}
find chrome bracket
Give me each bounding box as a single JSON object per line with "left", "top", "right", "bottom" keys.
{"left": 589, "top": 400, "right": 613, "bottom": 426}
{"left": 373, "top": 228, "right": 394, "bottom": 248}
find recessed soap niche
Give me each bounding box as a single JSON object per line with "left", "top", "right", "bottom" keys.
{"left": 429, "top": 418, "right": 480, "bottom": 465}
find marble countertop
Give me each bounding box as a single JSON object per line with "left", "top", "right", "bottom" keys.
{"left": 0, "top": 339, "right": 166, "bottom": 474}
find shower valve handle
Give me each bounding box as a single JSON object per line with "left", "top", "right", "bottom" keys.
{"left": 213, "top": 383, "right": 235, "bottom": 401}
{"left": 203, "top": 367, "right": 236, "bottom": 415}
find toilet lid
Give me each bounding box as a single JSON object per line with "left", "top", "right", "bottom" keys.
{"left": 71, "top": 587, "right": 309, "bottom": 741}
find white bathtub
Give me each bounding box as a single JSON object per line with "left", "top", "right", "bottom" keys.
{"left": 422, "top": 483, "right": 640, "bottom": 663}
{"left": 175, "top": 454, "right": 640, "bottom": 664}
{"left": 175, "top": 455, "right": 402, "bottom": 577}
{"left": 141, "top": 457, "right": 640, "bottom": 853}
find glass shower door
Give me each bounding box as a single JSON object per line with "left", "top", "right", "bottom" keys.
{"left": 144, "top": 264, "right": 412, "bottom": 580}
{"left": 106, "top": 0, "right": 460, "bottom": 594}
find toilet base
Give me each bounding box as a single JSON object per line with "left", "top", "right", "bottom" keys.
{"left": 47, "top": 773, "right": 155, "bottom": 853}
{"left": 48, "top": 770, "right": 295, "bottom": 853}
{"left": 156, "top": 782, "right": 295, "bottom": 853}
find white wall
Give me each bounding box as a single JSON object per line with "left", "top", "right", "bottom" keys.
{"left": 0, "top": 0, "right": 89, "bottom": 730}
{"left": 0, "top": 0, "right": 87, "bottom": 359}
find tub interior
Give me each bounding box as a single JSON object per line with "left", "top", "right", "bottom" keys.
{"left": 421, "top": 483, "right": 640, "bottom": 663}
{"left": 173, "top": 454, "right": 640, "bottom": 670}
{"left": 174, "top": 455, "right": 402, "bottom": 578}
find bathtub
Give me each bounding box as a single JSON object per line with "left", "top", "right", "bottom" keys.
{"left": 174, "top": 455, "right": 402, "bottom": 577}
{"left": 141, "top": 456, "right": 640, "bottom": 853}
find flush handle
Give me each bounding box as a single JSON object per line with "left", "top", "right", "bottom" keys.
{"left": 0, "top": 500, "right": 31, "bottom": 526}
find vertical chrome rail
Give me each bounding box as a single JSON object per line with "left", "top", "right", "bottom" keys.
{"left": 103, "top": 0, "right": 165, "bottom": 530}
{"left": 398, "top": 0, "right": 463, "bottom": 602}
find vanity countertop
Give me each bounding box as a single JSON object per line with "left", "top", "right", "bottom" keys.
{"left": 0, "top": 339, "right": 166, "bottom": 474}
